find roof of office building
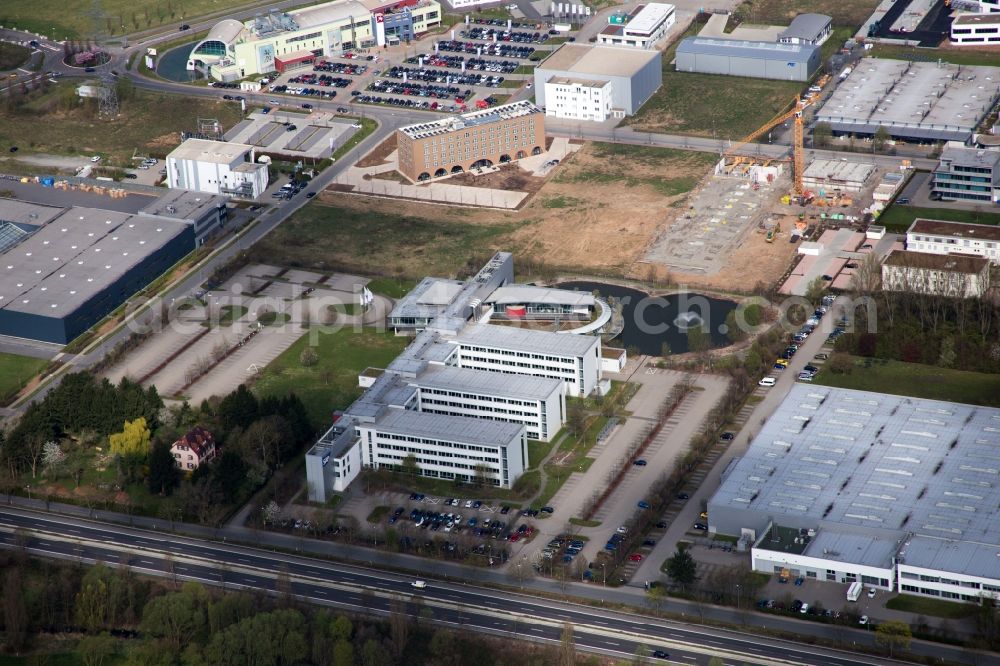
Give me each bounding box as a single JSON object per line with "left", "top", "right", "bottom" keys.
{"left": 715, "top": 385, "right": 1000, "bottom": 579}
{"left": 455, "top": 323, "right": 600, "bottom": 356}
{"left": 139, "top": 190, "right": 228, "bottom": 221}
{"left": 778, "top": 13, "right": 831, "bottom": 41}
{"left": 167, "top": 138, "right": 255, "bottom": 164}
{"left": 800, "top": 527, "right": 901, "bottom": 569}
{"left": 623, "top": 3, "right": 675, "bottom": 35}
{"left": 676, "top": 37, "right": 818, "bottom": 63}
{"left": 939, "top": 142, "right": 1000, "bottom": 169}
{"left": 908, "top": 218, "right": 1000, "bottom": 242}
{"left": 417, "top": 365, "right": 562, "bottom": 400}
{"left": 486, "top": 285, "right": 596, "bottom": 308}
{"left": 0, "top": 206, "right": 191, "bottom": 317}
{"left": 398, "top": 101, "right": 541, "bottom": 140}
{"left": 953, "top": 12, "right": 1000, "bottom": 26}
{"left": 538, "top": 43, "right": 660, "bottom": 77}
{"left": 546, "top": 76, "right": 611, "bottom": 88}
{"left": 882, "top": 250, "right": 989, "bottom": 274}
{"left": 370, "top": 408, "right": 524, "bottom": 446}
{"left": 388, "top": 277, "right": 466, "bottom": 320}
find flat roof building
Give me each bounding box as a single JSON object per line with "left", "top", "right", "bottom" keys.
{"left": 930, "top": 142, "right": 1000, "bottom": 204}
{"left": 882, "top": 249, "right": 991, "bottom": 297}
{"left": 814, "top": 59, "right": 1000, "bottom": 142}
{"left": 675, "top": 37, "right": 820, "bottom": 81}
{"left": 906, "top": 217, "right": 1000, "bottom": 264}
{"left": 138, "top": 190, "right": 229, "bottom": 246}
{"left": 396, "top": 101, "right": 545, "bottom": 181}
{"left": 166, "top": 138, "right": 269, "bottom": 200}
{"left": 801, "top": 159, "right": 876, "bottom": 193}
{"left": 598, "top": 3, "right": 676, "bottom": 50}
{"left": 777, "top": 13, "right": 832, "bottom": 45}
{"left": 710, "top": 385, "right": 1000, "bottom": 599}
{"left": 534, "top": 44, "right": 662, "bottom": 121}
{"left": 951, "top": 12, "right": 1000, "bottom": 45}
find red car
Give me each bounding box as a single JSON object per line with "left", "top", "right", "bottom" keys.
{"left": 629, "top": 553, "right": 643, "bottom": 562}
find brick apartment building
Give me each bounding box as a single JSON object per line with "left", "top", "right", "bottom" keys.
{"left": 395, "top": 101, "right": 545, "bottom": 181}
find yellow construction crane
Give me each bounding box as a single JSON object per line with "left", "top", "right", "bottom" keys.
{"left": 723, "top": 94, "right": 817, "bottom": 196}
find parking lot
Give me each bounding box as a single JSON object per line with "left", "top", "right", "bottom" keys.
{"left": 223, "top": 110, "right": 354, "bottom": 159}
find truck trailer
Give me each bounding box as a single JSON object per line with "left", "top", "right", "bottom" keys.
{"left": 847, "top": 581, "right": 862, "bottom": 602}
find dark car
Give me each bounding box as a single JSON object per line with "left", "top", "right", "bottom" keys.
{"left": 302, "top": 103, "right": 313, "bottom": 109}
{"left": 652, "top": 651, "right": 669, "bottom": 659}
{"left": 677, "top": 492, "right": 690, "bottom": 500}
{"left": 821, "top": 274, "right": 834, "bottom": 281}
{"left": 655, "top": 521, "right": 668, "bottom": 529}
{"left": 540, "top": 506, "right": 554, "bottom": 514}
{"left": 642, "top": 539, "right": 656, "bottom": 547}
{"left": 179, "top": 24, "right": 191, "bottom": 30}
{"left": 693, "top": 522, "right": 708, "bottom": 531}
{"left": 8, "top": 146, "right": 17, "bottom": 153}
{"left": 633, "top": 459, "right": 647, "bottom": 466}
{"left": 84, "top": 67, "right": 96, "bottom": 72}
{"left": 720, "top": 432, "right": 735, "bottom": 441}
{"left": 124, "top": 173, "right": 137, "bottom": 179}
{"left": 306, "top": 192, "right": 316, "bottom": 198}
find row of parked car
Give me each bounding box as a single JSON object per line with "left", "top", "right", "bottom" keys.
{"left": 406, "top": 54, "right": 521, "bottom": 74}
{"left": 460, "top": 28, "right": 548, "bottom": 44}
{"left": 287, "top": 73, "right": 353, "bottom": 88}
{"left": 313, "top": 60, "right": 368, "bottom": 75}
{"left": 436, "top": 39, "right": 536, "bottom": 59}
{"left": 468, "top": 17, "right": 539, "bottom": 30}
{"left": 269, "top": 84, "right": 340, "bottom": 99}
{"left": 383, "top": 65, "right": 504, "bottom": 88}
{"left": 368, "top": 79, "right": 465, "bottom": 100}
{"left": 353, "top": 93, "right": 465, "bottom": 111}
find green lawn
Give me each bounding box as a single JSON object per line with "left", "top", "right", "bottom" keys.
{"left": 0, "top": 0, "right": 251, "bottom": 40}
{"left": 528, "top": 440, "right": 554, "bottom": 469}
{"left": 0, "top": 352, "right": 48, "bottom": 405}
{"left": 253, "top": 326, "right": 410, "bottom": 428}
{"left": 0, "top": 42, "right": 30, "bottom": 70}
{"left": 365, "top": 277, "right": 417, "bottom": 299}
{"left": 0, "top": 83, "right": 243, "bottom": 165}
{"left": 333, "top": 117, "right": 378, "bottom": 161}
{"left": 627, "top": 26, "right": 803, "bottom": 139}
{"left": 812, "top": 356, "right": 1000, "bottom": 407}
{"left": 251, "top": 202, "right": 522, "bottom": 280}
{"left": 877, "top": 203, "right": 1000, "bottom": 233}
{"left": 218, "top": 305, "right": 248, "bottom": 326}
{"left": 885, "top": 595, "right": 978, "bottom": 619}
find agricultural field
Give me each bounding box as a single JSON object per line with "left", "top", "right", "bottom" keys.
{"left": 0, "top": 82, "right": 243, "bottom": 164}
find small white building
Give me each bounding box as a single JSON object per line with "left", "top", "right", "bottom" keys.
{"left": 543, "top": 77, "right": 615, "bottom": 121}
{"left": 166, "top": 138, "right": 269, "bottom": 199}
{"left": 881, "top": 250, "right": 991, "bottom": 297}
{"left": 951, "top": 12, "right": 1000, "bottom": 45}
{"left": 777, "top": 13, "right": 832, "bottom": 46}
{"left": 597, "top": 3, "right": 676, "bottom": 50}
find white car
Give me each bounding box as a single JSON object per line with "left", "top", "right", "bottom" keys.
{"left": 351, "top": 123, "right": 363, "bottom": 129}
{"left": 90, "top": 155, "right": 101, "bottom": 163}
{"left": 867, "top": 587, "right": 876, "bottom": 599}
{"left": 269, "top": 99, "right": 280, "bottom": 105}
{"left": 759, "top": 377, "right": 776, "bottom": 387}
{"left": 858, "top": 615, "right": 869, "bottom": 625}
{"left": 411, "top": 580, "right": 426, "bottom": 589}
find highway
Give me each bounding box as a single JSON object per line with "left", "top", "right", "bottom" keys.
{"left": 0, "top": 505, "right": 920, "bottom": 666}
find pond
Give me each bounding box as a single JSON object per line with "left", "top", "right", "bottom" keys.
{"left": 156, "top": 41, "right": 201, "bottom": 82}
{"left": 558, "top": 281, "right": 738, "bottom": 356}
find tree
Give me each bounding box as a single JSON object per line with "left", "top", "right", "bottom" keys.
{"left": 873, "top": 125, "right": 891, "bottom": 152}
{"left": 938, "top": 336, "right": 956, "bottom": 368}
{"left": 566, "top": 402, "right": 586, "bottom": 437}
{"left": 109, "top": 417, "right": 151, "bottom": 458}
{"left": 664, "top": 544, "right": 698, "bottom": 591}
{"left": 300, "top": 346, "right": 319, "bottom": 367}
{"left": 686, "top": 325, "right": 710, "bottom": 355}
{"left": 829, "top": 352, "right": 854, "bottom": 375}
{"left": 724, "top": 310, "right": 746, "bottom": 344}
{"left": 217, "top": 384, "right": 259, "bottom": 431}
{"left": 148, "top": 440, "right": 180, "bottom": 496}
{"left": 813, "top": 122, "right": 832, "bottom": 148}
{"left": 646, "top": 583, "right": 667, "bottom": 611}
{"left": 76, "top": 632, "right": 116, "bottom": 666}
{"left": 204, "top": 609, "right": 308, "bottom": 666}
{"left": 333, "top": 639, "right": 355, "bottom": 666}
{"left": 388, "top": 597, "right": 410, "bottom": 658}
{"left": 804, "top": 276, "right": 827, "bottom": 305}
{"left": 400, "top": 453, "right": 420, "bottom": 478}
{"left": 3, "top": 567, "right": 28, "bottom": 651}
{"left": 875, "top": 619, "right": 912, "bottom": 657}
{"left": 428, "top": 629, "right": 460, "bottom": 666}
{"left": 236, "top": 415, "right": 292, "bottom": 472}
{"left": 850, "top": 252, "right": 882, "bottom": 297}
{"left": 559, "top": 621, "right": 575, "bottom": 666}
{"left": 212, "top": 450, "right": 247, "bottom": 499}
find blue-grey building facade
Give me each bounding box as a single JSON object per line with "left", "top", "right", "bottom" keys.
{"left": 674, "top": 37, "right": 820, "bottom": 81}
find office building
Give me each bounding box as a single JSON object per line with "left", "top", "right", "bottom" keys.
{"left": 931, "top": 142, "right": 1000, "bottom": 203}
{"left": 881, "top": 250, "right": 991, "bottom": 297}
{"left": 534, "top": 44, "right": 662, "bottom": 120}
{"left": 395, "top": 101, "right": 545, "bottom": 181}
{"left": 597, "top": 3, "right": 676, "bottom": 49}
{"left": 709, "top": 385, "right": 1000, "bottom": 600}
{"left": 190, "top": 0, "right": 441, "bottom": 80}
{"left": 138, "top": 190, "right": 229, "bottom": 246}
{"left": 905, "top": 218, "right": 1000, "bottom": 264}
{"left": 951, "top": 12, "right": 1000, "bottom": 44}
{"left": 777, "top": 13, "right": 832, "bottom": 45}
{"left": 674, "top": 37, "right": 820, "bottom": 81}
{"left": 166, "top": 138, "right": 270, "bottom": 199}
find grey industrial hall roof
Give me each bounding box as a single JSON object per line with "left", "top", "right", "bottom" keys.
{"left": 371, "top": 409, "right": 524, "bottom": 447}
{"left": 713, "top": 385, "right": 1000, "bottom": 579}
{"left": 778, "top": 13, "right": 831, "bottom": 41}
{"left": 801, "top": 527, "right": 901, "bottom": 569}
{"left": 416, "top": 365, "right": 562, "bottom": 401}
{"left": 0, "top": 199, "right": 64, "bottom": 228}
{"left": 676, "top": 37, "right": 819, "bottom": 63}
{"left": 455, "top": 323, "right": 600, "bottom": 357}
{"left": 0, "top": 206, "right": 190, "bottom": 317}
{"left": 140, "top": 190, "right": 228, "bottom": 221}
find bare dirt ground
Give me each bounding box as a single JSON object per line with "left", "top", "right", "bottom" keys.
{"left": 447, "top": 168, "right": 547, "bottom": 196}
{"left": 356, "top": 134, "right": 397, "bottom": 168}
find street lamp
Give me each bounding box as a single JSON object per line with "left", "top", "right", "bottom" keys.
{"left": 735, "top": 583, "right": 741, "bottom": 610}
{"left": 601, "top": 562, "right": 607, "bottom": 586}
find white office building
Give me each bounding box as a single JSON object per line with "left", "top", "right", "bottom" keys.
{"left": 709, "top": 385, "right": 1000, "bottom": 600}
{"left": 357, "top": 410, "right": 527, "bottom": 488}
{"left": 413, "top": 366, "right": 564, "bottom": 441}
{"left": 451, "top": 324, "right": 601, "bottom": 398}
{"left": 543, "top": 77, "right": 614, "bottom": 121}
{"left": 166, "top": 138, "right": 269, "bottom": 199}
{"left": 597, "top": 3, "right": 676, "bottom": 49}
{"left": 951, "top": 13, "right": 1000, "bottom": 44}
{"left": 905, "top": 218, "right": 1000, "bottom": 264}
{"left": 881, "top": 250, "right": 991, "bottom": 297}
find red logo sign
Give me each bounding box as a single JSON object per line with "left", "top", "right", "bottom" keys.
{"left": 376, "top": 13, "right": 384, "bottom": 22}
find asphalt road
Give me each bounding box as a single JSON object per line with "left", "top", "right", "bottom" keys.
{"left": 0, "top": 505, "right": 937, "bottom": 666}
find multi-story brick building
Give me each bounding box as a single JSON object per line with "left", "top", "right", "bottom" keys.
{"left": 395, "top": 101, "right": 545, "bottom": 181}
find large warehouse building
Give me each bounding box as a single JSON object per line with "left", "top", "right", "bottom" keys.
{"left": 533, "top": 43, "right": 662, "bottom": 121}
{"left": 709, "top": 385, "right": 1000, "bottom": 600}
{"left": 189, "top": 0, "right": 442, "bottom": 80}
{"left": 674, "top": 37, "right": 820, "bottom": 81}
{"left": 815, "top": 59, "right": 1000, "bottom": 142}
{"left": 395, "top": 101, "right": 545, "bottom": 181}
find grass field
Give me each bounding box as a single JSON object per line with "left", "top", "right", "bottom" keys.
{"left": 885, "top": 595, "right": 978, "bottom": 619}
{"left": 365, "top": 277, "right": 417, "bottom": 299}
{"left": 812, "top": 356, "right": 1000, "bottom": 406}
{"left": 253, "top": 326, "right": 410, "bottom": 428}
{"left": 0, "top": 42, "right": 31, "bottom": 70}
{"left": 0, "top": 352, "right": 48, "bottom": 405}
{"left": 251, "top": 201, "right": 522, "bottom": 280}
{"left": 333, "top": 117, "right": 378, "bottom": 161}
{"left": 627, "top": 26, "right": 803, "bottom": 140}
{"left": 877, "top": 203, "right": 1000, "bottom": 232}
{"left": 0, "top": 0, "right": 249, "bottom": 40}
{"left": 0, "top": 83, "right": 243, "bottom": 165}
